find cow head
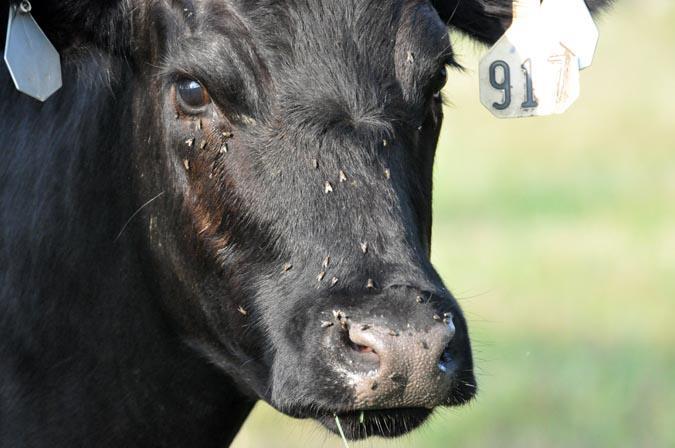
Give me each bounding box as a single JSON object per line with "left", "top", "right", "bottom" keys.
{"left": 30, "top": 0, "right": 611, "bottom": 440}
{"left": 129, "top": 1, "right": 472, "bottom": 438}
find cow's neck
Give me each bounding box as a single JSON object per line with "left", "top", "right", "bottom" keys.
{"left": 0, "top": 52, "right": 254, "bottom": 446}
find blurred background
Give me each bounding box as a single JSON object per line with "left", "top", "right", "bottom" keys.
{"left": 232, "top": 1, "right": 675, "bottom": 446}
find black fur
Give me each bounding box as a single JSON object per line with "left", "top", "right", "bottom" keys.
{"left": 0, "top": 0, "right": 612, "bottom": 446}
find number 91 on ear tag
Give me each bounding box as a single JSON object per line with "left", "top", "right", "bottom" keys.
{"left": 479, "top": 0, "right": 583, "bottom": 119}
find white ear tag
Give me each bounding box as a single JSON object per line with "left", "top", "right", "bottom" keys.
{"left": 479, "top": 0, "right": 580, "bottom": 118}
{"left": 4, "top": 1, "right": 62, "bottom": 102}
{"left": 541, "top": 0, "right": 599, "bottom": 70}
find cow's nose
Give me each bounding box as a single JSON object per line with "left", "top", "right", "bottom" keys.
{"left": 330, "top": 314, "right": 459, "bottom": 409}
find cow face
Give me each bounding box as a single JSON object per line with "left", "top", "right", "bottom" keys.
{"left": 129, "top": 0, "right": 475, "bottom": 439}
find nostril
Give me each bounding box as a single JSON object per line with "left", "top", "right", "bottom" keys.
{"left": 438, "top": 346, "right": 455, "bottom": 374}
{"left": 340, "top": 328, "right": 380, "bottom": 370}
{"left": 349, "top": 340, "right": 375, "bottom": 354}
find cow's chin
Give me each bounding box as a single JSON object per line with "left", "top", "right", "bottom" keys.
{"left": 315, "top": 408, "right": 432, "bottom": 440}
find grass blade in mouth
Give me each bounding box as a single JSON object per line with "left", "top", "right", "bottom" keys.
{"left": 334, "top": 414, "right": 350, "bottom": 448}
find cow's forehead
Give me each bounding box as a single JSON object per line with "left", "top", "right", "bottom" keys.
{"left": 250, "top": 0, "right": 449, "bottom": 57}
{"left": 252, "top": 2, "right": 450, "bottom": 131}
{"left": 182, "top": 0, "right": 451, "bottom": 66}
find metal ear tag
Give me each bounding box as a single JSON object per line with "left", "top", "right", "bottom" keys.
{"left": 4, "top": 1, "right": 62, "bottom": 101}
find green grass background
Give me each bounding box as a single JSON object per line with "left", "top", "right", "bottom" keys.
{"left": 232, "top": 1, "right": 675, "bottom": 446}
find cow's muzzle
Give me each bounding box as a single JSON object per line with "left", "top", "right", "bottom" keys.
{"left": 311, "top": 286, "right": 475, "bottom": 412}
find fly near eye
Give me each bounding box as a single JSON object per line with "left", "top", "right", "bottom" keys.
{"left": 176, "top": 78, "right": 210, "bottom": 111}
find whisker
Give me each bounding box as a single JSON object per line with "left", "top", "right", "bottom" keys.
{"left": 445, "top": 0, "right": 464, "bottom": 26}
{"left": 114, "top": 191, "right": 165, "bottom": 242}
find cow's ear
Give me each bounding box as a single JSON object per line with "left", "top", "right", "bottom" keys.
{"left": 11, "top": 0, "right": 129, "bottom": 52}
{"left": 431, "top": 0, "right": 614, "bottom": 44}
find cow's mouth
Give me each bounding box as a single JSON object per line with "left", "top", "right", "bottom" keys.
{"left": 315, "top": 408, "right": 431, "bottom": 440}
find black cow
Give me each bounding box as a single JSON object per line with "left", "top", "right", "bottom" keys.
{"left": 0, "top": 1, "right": 611, "bottom": 446}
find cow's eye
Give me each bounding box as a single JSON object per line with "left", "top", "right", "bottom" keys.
{"left": 175, "top": 78, "right": 210, "bottom": 112}
{"left": 432, "top": 66, "right": 448, "bottom": 99}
